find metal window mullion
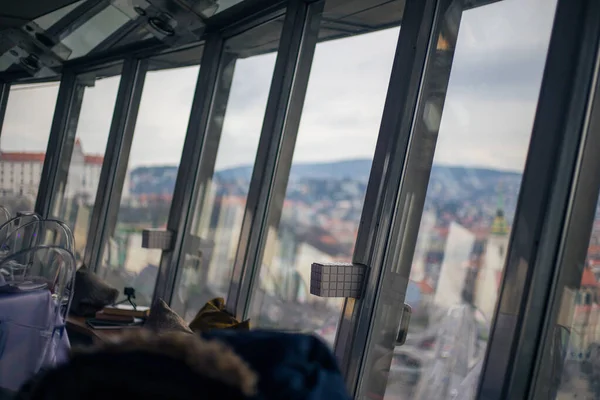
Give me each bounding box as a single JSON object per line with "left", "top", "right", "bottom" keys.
{"left": 84, "top": 58, "right": 148, "bottom": 271}
{"left": 47, "top": 80, "right": 86, "bottom": 219}
{"left": 206, "top": 0, "right": 286, "bottom": 32}
{"left": 529, "top": 43, "right": 600, "bottom": 400}
{"left": 217, "top": 1, "right": 286, "bottom": 38}
{"left": 93, "top": 18, "right": 147, "bottom": 54}
{"left": 160, "top": 54, "right": 237, "bottom": 307}
{"left": 0, "top": 82, "right": 10, "bottom": 139}
{"left": 331, "top": 0, "right": 439, "bottom": 392}
{"left": 476, "top": 0, "right": 600, "bottom": 399}
{"left": 227, "top": 0, "right": 324, "bottom": 319}
{"left": 35, "top": 70, "right": 84, "bottom": 217}
{"left": 46, "top": 0, "right": 108, "bottom": 39}
{"left": 152, "top": 34, "right": 226, "bottom": 304}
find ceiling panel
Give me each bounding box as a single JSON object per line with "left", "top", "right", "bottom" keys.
{"left": 0, "top": 0, "right": 83, "bottom": 28}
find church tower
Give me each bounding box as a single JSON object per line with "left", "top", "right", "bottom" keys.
{"left": 475, "top": 186, "right": 511, "bottom": 321}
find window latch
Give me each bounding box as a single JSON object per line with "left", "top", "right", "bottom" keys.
{"left": 396, "top": 303, "right": 412, "bottom": 346}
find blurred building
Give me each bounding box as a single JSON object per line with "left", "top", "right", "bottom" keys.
{"left": 0, "top": 138, "right": 103, "bottom": 200}
{"left": 63, "top": 139, "right": 104, "bottom": 200}
{"left": 475, "top": 195, "right": 510, "bottom": 321}
{"left": 434, "top": 221, "right": 476, "bottom": 307}
{"left": 411, "top": 210, "right": 437, "bottom": 283}
{"left": 0, "top": 151, "right": 44, "bottom": 198}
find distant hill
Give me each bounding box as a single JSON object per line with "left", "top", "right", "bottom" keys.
{"left": 214, "top": 159, "right": 374, "bottom": 182}
{"left": 426, "top": 164, "right": 523, "bottom": 224}
{"left": 214, "top": 159, "right": 521, "bottom": 181}
{"left": 129, "top": 160, "right": 523, "bottom": 216}
{"left": 130, "top": 166, "right": 178, "bottom": 195}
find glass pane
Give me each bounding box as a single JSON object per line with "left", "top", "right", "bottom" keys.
{"left": 61, "top": 5, "right": 135, "bottom": 59}
{"left": 247, "top": 0, "right": 404, "bottom": 345}
{"left": 179, "top": 0, "right": 245, "bottom": 17}
{"left": 214, "top": 0, "right": 245, "bottom": 14}
{"left": 97, "top": 57, "right": 201, "bottom": 306}
{"left": 50, "top": 69, "right": 122, "bottom": 263}
{"left": 170, "top": 17, "right": 285, "bottom": 321}
{"left": 370, "top": 0, "right": 557, "bottom": 399}
{"left": 0, "top": 82, "right": 59, "bottom": 212}
{"left": 34, "top": 0, "right": 86, "bottom": 30}
{"left": 538, "top": 52, "right": 600, "bottom": 400}
{"left": 548, "top": 205, "right": 600, "bottom": 398}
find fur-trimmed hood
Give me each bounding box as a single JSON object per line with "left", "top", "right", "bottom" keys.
{"left": 78, "top": 329, "right": 258, "bottom": 396}
{"left": 18, "top": 329, "right": 351, "bottom": 400}
{"left": 17, "top": 329, "right": 257, "bottom": 400}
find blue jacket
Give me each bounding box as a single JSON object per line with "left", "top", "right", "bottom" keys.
{"left": 203, "top": 330, "right": 351, "bottom": 400}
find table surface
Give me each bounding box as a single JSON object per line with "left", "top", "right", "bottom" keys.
{"left": 66, "top": 315, "right": 142, "bottom": 342}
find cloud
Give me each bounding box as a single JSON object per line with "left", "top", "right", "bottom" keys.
{"left": 75, "top": 75, "right": 120, "bottom": 155}
{"left": 0, "top": 0, "right": 558, "bottom": 175}
{"left": 1, "top": 83, "right": 59, "bottom": 153}
{"left": 430, "top": 0, "right": 557, "bottom": 171}
{"left": 126, "top": 66, "right": 198, "bottom": 167}
{"left": 212, "top": 53, "right": 277, "bottom": 170}
{"left": 213, "top": 27, "right": 400, "bottom": 168}
{"left": 433, "top": 96, "right": 538, "bottom": 171}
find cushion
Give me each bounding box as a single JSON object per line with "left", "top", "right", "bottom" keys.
{"left": 70, "top": 266, "right": 119, "bottom": 317}
{"left": 144, "top": 299, "right": 192, "bottom": 334}
{"left": 189, "top": 298, "right": 250, "bottom": 333}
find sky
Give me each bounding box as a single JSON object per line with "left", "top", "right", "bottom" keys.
{"left": 0, "top": 0, "right": 557, "bottom": 173}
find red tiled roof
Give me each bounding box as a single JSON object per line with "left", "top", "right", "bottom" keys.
{"left": 574, "top": 304, "right": 595, "bottom": 314}
{"left": 0, "top": 149, "right": 103, "bottom": 165}
{"left": 319, "top": 235, "right": 337, "bottom": 245}
{"left": 0, "top": 152, "right": 45, "bottom": 162}
{"left": 84, "top": 155, "right": 104, "bottom": 165}
{"left": 496, "top": 271, "right": 503, "bottom": 289}
{"left": 418, "top": 280, "right": 435, "bottom": 294}
{"left": 220, "top": 196, "right": 245, "bottom": 205}
{"left": 581, "top": 268, "right": 597, "bottom": 287}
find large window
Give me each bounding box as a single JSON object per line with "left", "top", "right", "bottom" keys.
{"left": 357, "top": 0, "right": 558, "bottom": 398}
{"left": 97, "top": 57, "right": 201, "bottom": 306}
{"left": 548, "top": 203, "right": 600, "bottom": 399}
{"left": 247, "top": 1, "right": 404, "bottom": 345}
{"left": 170, "top": 17, "right": 285, "bottom": 321}
{"left": 0, "top": 82, "right": 59, "bottom": 212}
{"left": 531, "top": 22, "right": 600, "bottom": 400}
{"left": 51, "top": 69, "right": 122, "bottom": 262}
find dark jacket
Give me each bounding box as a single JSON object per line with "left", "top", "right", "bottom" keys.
{"left": 203, "top": 330, "right": 351, "bottom": 400}
{"left": 15, "top": 329, "right": 350, "bottom": 400}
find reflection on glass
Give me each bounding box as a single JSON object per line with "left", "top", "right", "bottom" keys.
{"left": 0, "top": 82, "right": 59, "bottom": 213}
{"left": 170, "top": 19, "right": 284, "bottom": 322}
{"left": 550, "top": 209, "right": 600, "bottom": 399}
{"left": 34, "top": 0, "right": 86, "bottom": 30}
{"left": 98, "top": 63, "right": 199, "bottom": 306}
{"left": 187, "top": 0, "right": 244, "bottom": 17}
{"left": 247, "top": 3, "right": 402, "bottom": 345}
{"left": 215, "top": 0, "right": 245, "bottom": 12}
{"left": 51, "top": 72, "right": 122, "bottom": 262}
{"left": 61, "top": 5, "right": 134, "bottom": 59}
{"left": 376, "top": 0, "right": 556, "bottom": 399}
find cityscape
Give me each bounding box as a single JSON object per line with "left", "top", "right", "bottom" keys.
{"left": 2, "top": 144, "right": 600, "bottom": 399}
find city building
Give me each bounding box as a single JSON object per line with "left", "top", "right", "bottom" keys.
{"left": 0, "top": 151, "right": 44, "bottom": 198}
{"left": 475, "top": 194, "right": 511, "bottom": 321}
{"left": 63, "top": 139, "right": 103, "bottom": 201}
{"left": 434, "top": 221, "right": 476, "bottom": 308}
{"left": 0, "top": 0, "right": 596, "bottom": 399}
{"left": 0, "top": 138, "right": 103, "bottom": 201}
